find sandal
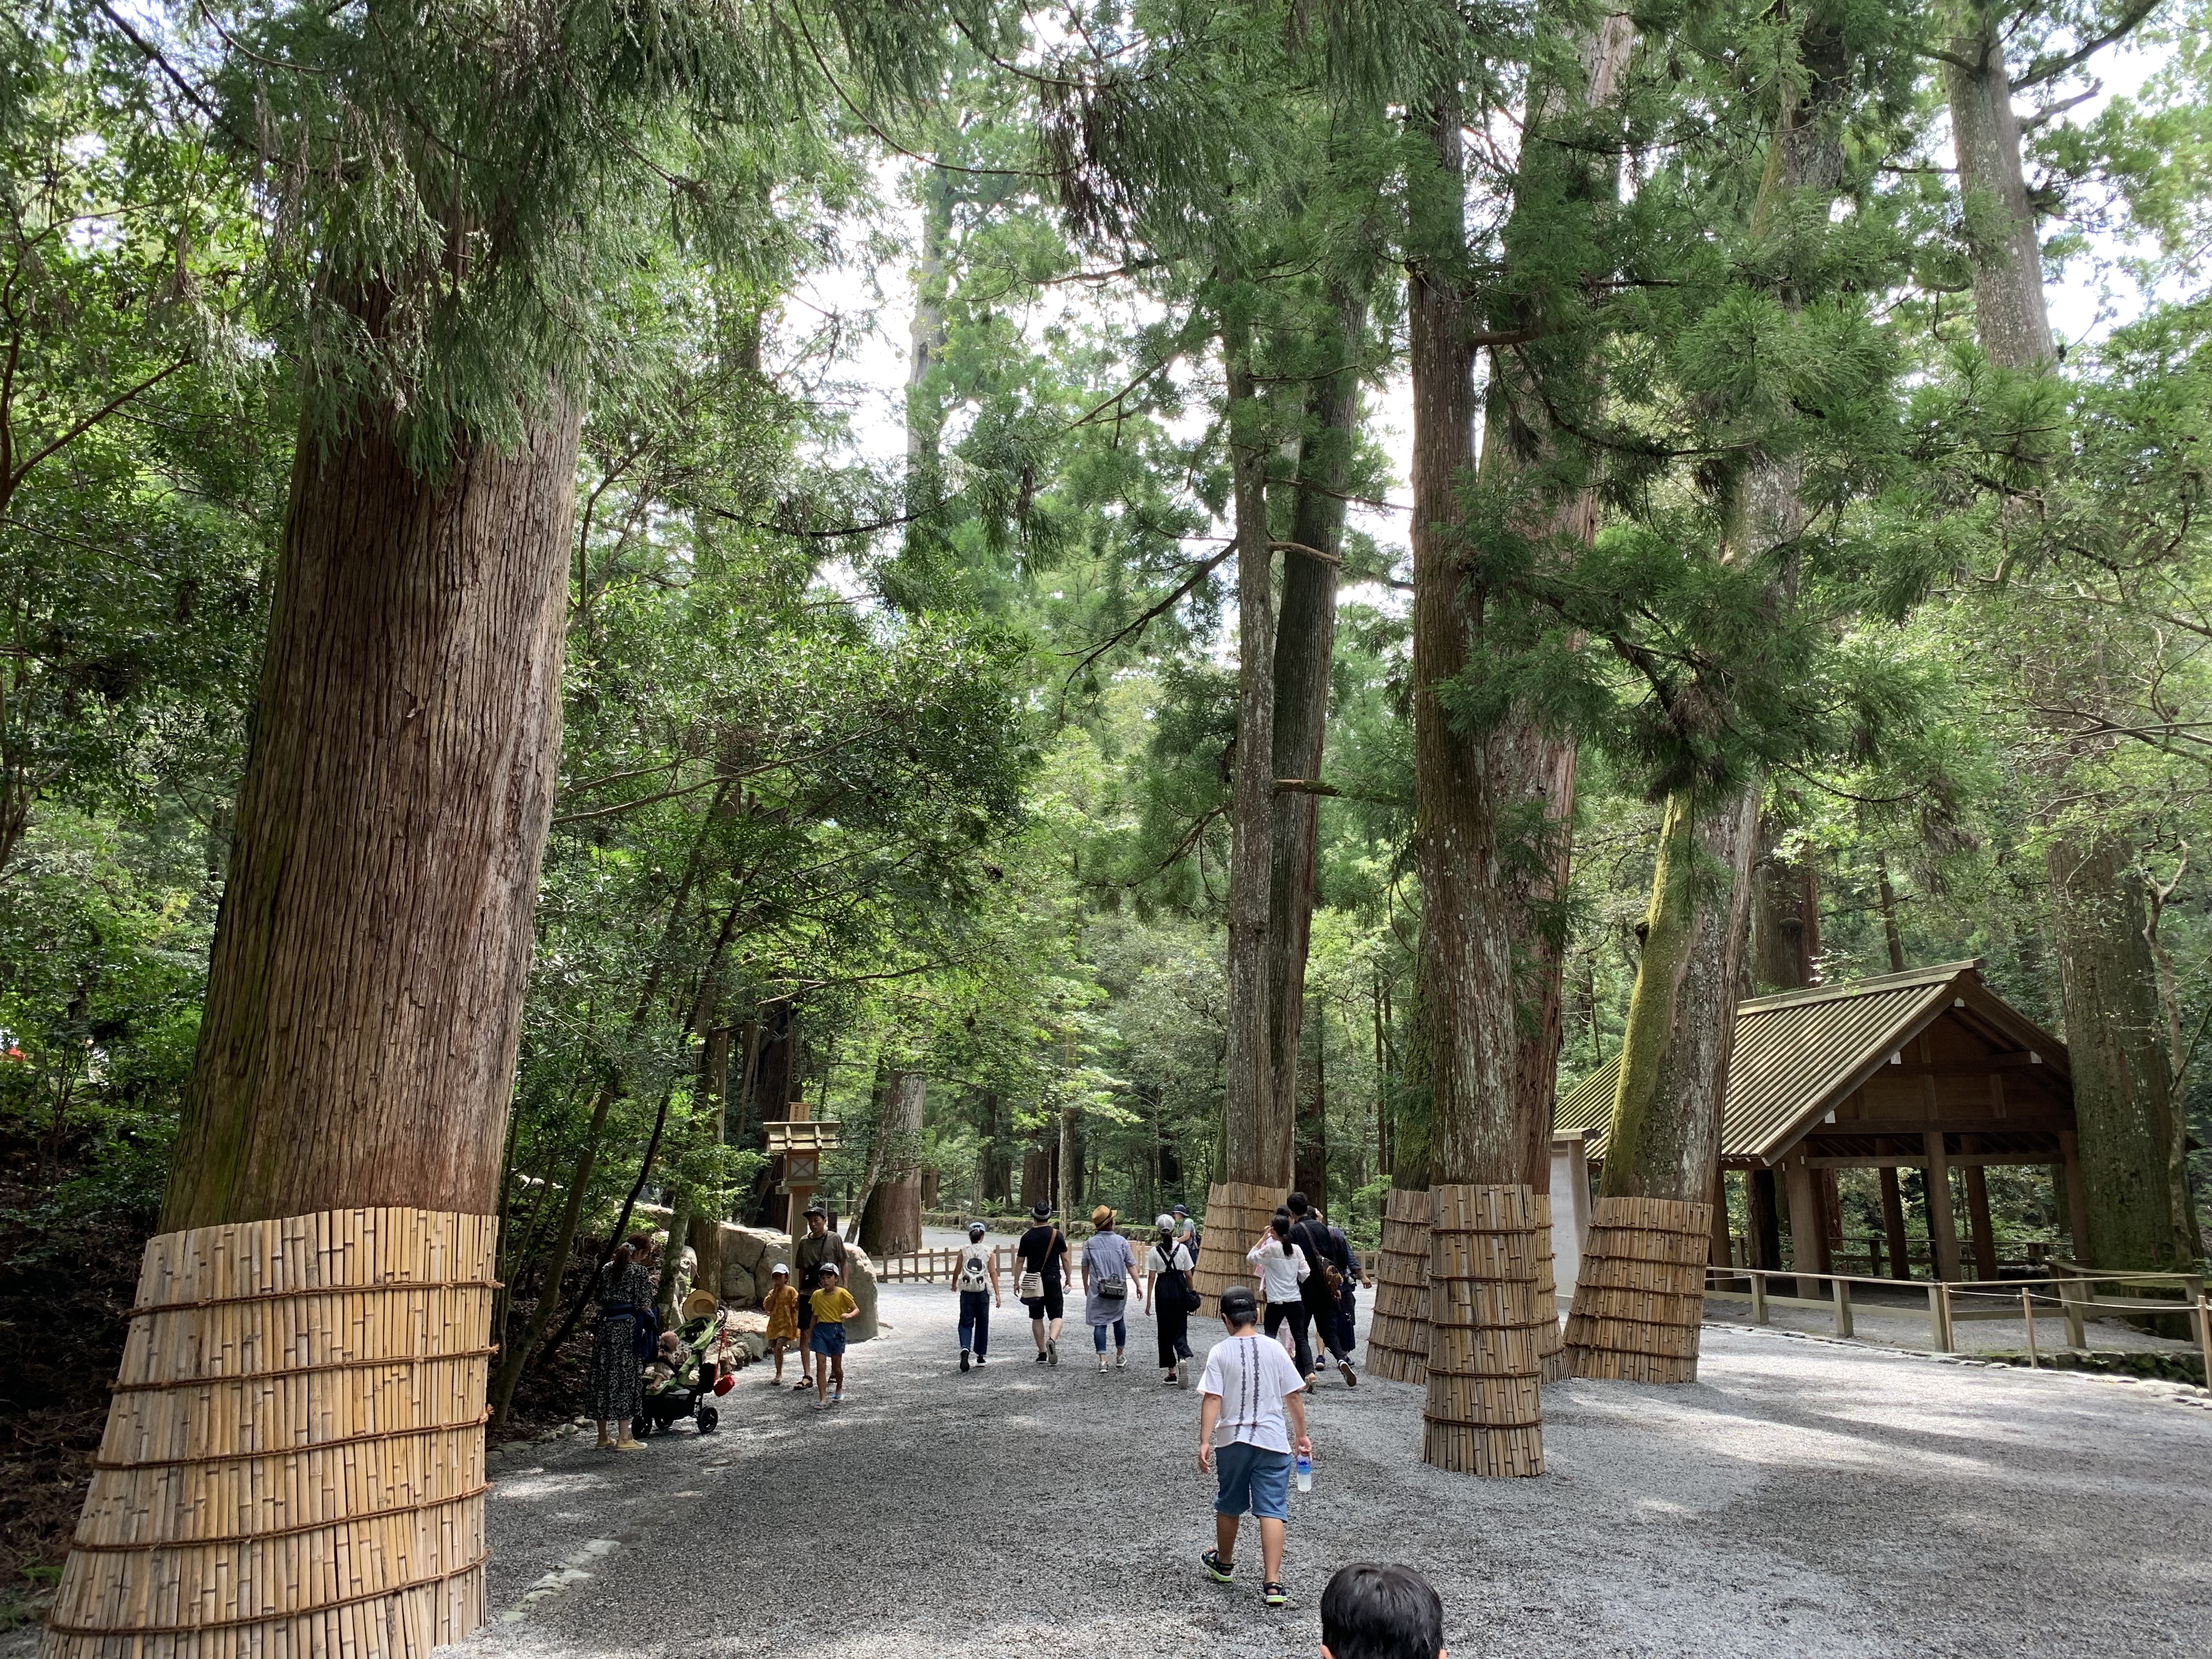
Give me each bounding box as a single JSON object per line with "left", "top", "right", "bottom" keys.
{"left": 1201, "top": 1550, "right": 1235, "bottom": 1584}
{"left": 1263, "top": 1582, "right": 1287, "bottom": 1609}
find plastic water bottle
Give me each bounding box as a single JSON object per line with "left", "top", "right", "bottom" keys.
{"left": 1295, "top": 1449, "right": 1313, "bottom": 1493}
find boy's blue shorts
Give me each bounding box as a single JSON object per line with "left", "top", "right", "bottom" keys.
{"left": 1214, "top": 1442, "right": 1292, "bottom": 1521}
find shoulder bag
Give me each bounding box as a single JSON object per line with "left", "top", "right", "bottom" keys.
{"left": 1091, "top": 1236, "right": 1127, "bottom": 1301}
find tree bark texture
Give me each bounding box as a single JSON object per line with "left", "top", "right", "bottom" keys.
{"left": 1266, "top": 293, "right": 1364, "bottom": 1163}
{"left": 1946, "top": 21, "right": 2199, "bottom": 1270}
{"left": 1598, "top": 788, "right": 1760, "bottom": 1201}
{"left": 163, "top": 402, "right": 581, "bottom": 1230}
{"left": 1409, "top": 96, "right": 1520, "bottom": 1189}
{"left": 1223, "top": 341, "right": 1290, "bottom": 1186}
{"left": 2049, "top": 843, "right": 2203, "bottom": 1268}
{"left": 1944, "top": 27, "right": 2056, "bottom": 369}
{"left": 860, "top": 1069, "right": 927, "bottom": 1256}
{"left": 1751, "top": 818, "right": 1821, "bottom": 990}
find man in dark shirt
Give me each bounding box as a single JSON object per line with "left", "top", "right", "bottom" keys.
{"left": 1287, "top": 1192, "right": 1357, "bottom": 1386}
{"left": 792, "top": 1204, "right": 847, "bottom": 1391}
{"left": 1015, "top": 1201, "right": 1070, "bottom": 1366}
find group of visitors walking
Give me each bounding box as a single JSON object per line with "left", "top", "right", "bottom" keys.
{"left": 952, "top": 1192, "right": 1362, "bottom": 1392}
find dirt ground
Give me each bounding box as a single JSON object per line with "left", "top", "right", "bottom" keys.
{"left": 450, "top": 1283, "right": 2212, "bottom": 1659}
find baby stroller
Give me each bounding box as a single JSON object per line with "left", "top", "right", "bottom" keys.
{"left": 634, "top": 1290, "right": 733, "bottom": 1437}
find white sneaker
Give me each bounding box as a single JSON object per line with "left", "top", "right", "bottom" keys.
{"left": 1177, "top": 1356, "right": 1189, "bottom": 1387}
{"left": 1115, "top": 1351, "right": 1126, "bottom": 1369}
{"left": 1098, "top": 1354, "right": 1109, "bottom": 1373}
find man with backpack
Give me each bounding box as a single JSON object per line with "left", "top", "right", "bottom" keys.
{"left": 1287, "top": 1192, "right": 1358, "bottom": 1388}
{"left": 954, "top": 1219, "right": 1001, "bottom": 1373}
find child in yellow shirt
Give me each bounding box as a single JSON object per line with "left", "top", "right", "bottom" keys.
{"left": 808, "top": 1263, "right": 859, "bottom": 1408}
{"left": 763, "top": 1262, "right": 799, "bottom": 1385}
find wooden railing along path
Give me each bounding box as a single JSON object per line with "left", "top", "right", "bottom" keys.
{"left": 1703, "top": 1263, "right": 2210, "bottom": 1381}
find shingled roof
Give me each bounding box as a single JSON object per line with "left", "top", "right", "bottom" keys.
{"left": 1553, "top": 960, "right": 2069, "bottom": 1166}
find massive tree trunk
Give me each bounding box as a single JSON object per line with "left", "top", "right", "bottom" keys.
{"left": 1222, "top": 332, "right": 1291, "bottom": 1186}
{"left": 56, "top": 400, "right": 580, "bottom": 1658}
{"left": 1412, "top": 16, "right": 1633, "bottom": 1190}
{"left": 1596, "top": 15, "right": 1848, "bottom": 1208}
{"left": 1945, "top": 19, "right": 2203, "bottom": 1271}
{"left": 1408, "top": 93, "right": 1520, "bottom": 1188}
{"left": 1478, "top": 16, "right": 1632, "bottom": 1191}
{"left": 165, "top": 403, "right": 580, "bottom": 1227}
{"left": 1266, "top": 293, "right": 1365, "bottom": 1170}
{"left": 860, "top": 1069, "right": 927, "bottom": 1256}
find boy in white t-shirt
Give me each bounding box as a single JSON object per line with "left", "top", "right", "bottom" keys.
{"left": 1197, "top": 1284, "right": 1311, "bottom": 1610}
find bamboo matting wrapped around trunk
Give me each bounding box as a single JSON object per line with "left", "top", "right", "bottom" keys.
{"left": 1363, "top": 1187, "right": 1432, "bottom": 1384}
{"left": 1190, "top": 1181, "right": 1288, "bottom": 1302}
{"left": 1532, "top": 1194, "right": 1568, "bottom": 1384}
{"left": 1421, "top": 1184, "right": 1545, "bottom": 1477}
{"left": 45, "top": 1208, "right": 496, "bottom": 1659}
{"left": 1565, "top": 1195, "right": 1714, "bottom": 1385}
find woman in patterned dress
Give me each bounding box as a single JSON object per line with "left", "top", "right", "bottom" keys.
{"left": 589, "top": 1240, "right": 654, "bottom": 1449}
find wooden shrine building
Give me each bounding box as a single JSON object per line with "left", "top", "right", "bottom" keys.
{"left": 1554, "top": 961, "right": 2084, "bottom": 1282}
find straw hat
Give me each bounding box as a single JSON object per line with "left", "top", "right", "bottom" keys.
{"left": 681, "top": 1288, "right": 719, "bottom": 1322}
{"left": 1091, "top": 1204, "right": 1116, "bottom": 1229}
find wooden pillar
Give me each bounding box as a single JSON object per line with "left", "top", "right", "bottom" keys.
{"left": 1784, "top": 1150, "right": 1826, "bottom": 1297}
{"left": 1880, "top": 1165, "right": 1913, "bottom": 1281}
{"left": 1923, "top": 1131, "right": 1962, "bottom": 1282}
{"left": 2058, "top": 1131, "right": 2090, "bottom": 1263}
{"left": 1709, "top": 1169, "right": 1734, "bottom": 1268}
{"left": 1747, "top": 1168, "right": 1782, "bottom": 1269}
{"left": 1960, "top": 1135, "right": 1997, "bottom": 1280}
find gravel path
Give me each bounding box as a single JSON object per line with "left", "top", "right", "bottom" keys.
{"left": 456, "top": 1284, "right": 2212, "bottom": 1659}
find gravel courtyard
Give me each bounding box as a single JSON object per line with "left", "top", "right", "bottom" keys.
{"left": 455, "top": 1284, "right": 2212, "bottom": 1659}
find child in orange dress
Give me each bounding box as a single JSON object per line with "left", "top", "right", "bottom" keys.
{"left": 763, "top": 1262, "right": 799, "bottom": 1385}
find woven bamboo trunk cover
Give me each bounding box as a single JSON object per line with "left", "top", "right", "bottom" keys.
{"left": 1362, "top": 1187, "right": 1432, "bottom": 1384}
{"left": 1420, "top": 1184, "right": 1545, "bottom": 1477}
{"left": 1532, "top": 1195, "right": 1567, "bottom": 1384}
{"left": 1190, "top": 1181, "right": 1288, "bottom": 1302}
{"left": 44, "top": 1208, "right": 496, "bottom": 1659}
{"left": 1565, "top": 1195, "right": 1714, "bottom": 1384}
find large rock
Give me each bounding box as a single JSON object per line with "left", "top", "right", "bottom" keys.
{"left": 715, "top": 1224, "right": 791, "bottom": 1311}
{"left": 843, "top": 1246, "right": 879, "bottom": 1342}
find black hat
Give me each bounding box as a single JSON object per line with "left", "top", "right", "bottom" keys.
{"left": 804, "top": 1203, "right": 826, "bottom": 1217}
{"left": 1172, "top": 1204, "right": 1188, "bottom": 1216}
{"left": 1031, "top": 1201, "right": 1052, "bottom": 1221}
{"left": 1219, "top": 1285, "right": 1259, "bottom": 1323}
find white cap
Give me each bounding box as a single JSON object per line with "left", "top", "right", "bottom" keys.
{"left": 1156, "top": 1214, "right": 1175, "bottom": 1231}
{"left": 771, "top": 1262, "right": 789, "bottom": 1276}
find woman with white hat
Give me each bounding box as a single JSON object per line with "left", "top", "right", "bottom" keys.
{"left": 1144, "top": 1212, "right": 1198, "bottom": 1385}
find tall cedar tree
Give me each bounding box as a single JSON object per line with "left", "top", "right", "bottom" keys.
{"left": 1942, "top": 0, "right": 2204, "bottom": 1271}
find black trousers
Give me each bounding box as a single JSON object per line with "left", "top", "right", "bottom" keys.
{"left": 1155, "top": 1301, "right": 1192, "bottom": 1367}
{"left": 1264, "top": 1300, "right": 1313, "bottom": 1379}
{"left": 1305, "top": 1285, "right": 1350, "bottom": 1364}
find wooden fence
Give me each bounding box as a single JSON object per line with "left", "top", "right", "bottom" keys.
{"left": 1703, "top": 1264, "right": 2210, "bottom": 1381}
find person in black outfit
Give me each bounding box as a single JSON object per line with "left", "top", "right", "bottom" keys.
{"left": 1016, "top": 1201, "right": 1070, "bottom": 1365}
{"left": 1321, "top": 1207, "right": 1363, "bottom": 1361}
{"left": 1288, "top": 1191, "right": 1358, "bottom": 1386}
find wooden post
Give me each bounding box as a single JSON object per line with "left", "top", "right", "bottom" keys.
{"left": 1784, "top": 1150, "right": 1826, "bottom": 1299}
{"left": 1880, "top": 1165, "right": 1913, "bottom": 1282}
{"left": 1928, "top": 1281, "right": 1954, "bottom": 1352}
{"left": 2058, "top": 1272, "right": 2087, "bottom": 1349}
{"left": 1923, "top": 1131, "right": 1963, "bottom": 1282}
{"left": 1832, "top": 1276, "right": 1854, "bottom": 1339}
{"left": 1961, "top": 1136, "right": 1997, "bottom": 1280}
{"left": 1751, "top": 1271, "right": 1768, "bottom": 1324}
{"left": 2057, "top": 1132, "right": 2090, "bottom": 1263}
{"left": 2022, "top": 1286, "right": 2039, "bottom": 1368}
{"left": 1709, "top": 1169, "right": 1734, "bottom": 1268}
{"left": 2196, "top": 1297, "right": 2211, "bottom": 1395}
